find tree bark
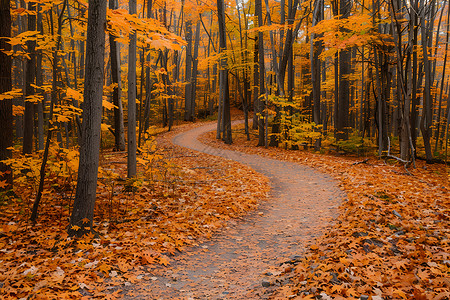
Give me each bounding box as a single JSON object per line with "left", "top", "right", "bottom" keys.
{"left": 255, "top": 0, "right": 265, "bottom": 146}
{"left": 23, "top": 1, "right": 37, "bottom": 154}
{"left": 127, "top": 0, "right": 137, "bottom": 177}
{"left": 109, "top": 0, "right": 125, "bottom": 151}
{"left": 69, "top": 0, "right": 107, "bottom": 235}
{"left": 335, "top": 0, "right": 351, "bottom": 141}
{"left": 217, "top": 0, "right": 231, "bottom": 144}
{"left": 0, "top": 0, "right": 13, "bottom": 190}
{"left": 184, "top": 20, "right": 193, "bottom": 121}
{"left": 311, "top": 0, "right": 323, "bottom": 126}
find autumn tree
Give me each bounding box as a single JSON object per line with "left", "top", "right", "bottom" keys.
{"left": 255, "top": 0, "right": 265, "bottom": 146}
{"left": 22, "top": 1, "right": 36, "bottom": 154}
{"left": 0, "top": 0, "right": 13, "bottom": 190}
{"left": 127, "top": 0, "right": 137, "bottom": 177}
{"left": 69, "top": 0, "right": 108, "bottom": 235}
{"left": 109, "top": 0, "right": 126, "bottom": 152}
{"left": 217, "top": 0, "right": 232, "bottom": 144}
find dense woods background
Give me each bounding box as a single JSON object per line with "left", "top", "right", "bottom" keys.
{"left": 0, "top": 0, "right": 449, "bottom": 228}
{"left": 0, "top": 0, "right": 449, "bottom": 298}
{"left": 0, "top": 0, "right": 449, "bottom": 223}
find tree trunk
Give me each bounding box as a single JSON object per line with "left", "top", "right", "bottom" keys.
{"left": 311, "top": 0, "right": 323, "bottom": 126}
{"left": 127, "top": 0, "right": 137, "bottom": 177}
{"left": 255, "top": 0, "right": 265, "bottom": 146}
{"left": 184, "top": 20, "right": 193, "bottom": 121}
{"left": 109, "top": 0, "right": 125, "bottom": 151}
{"left": 217, "top": 0, "right": 231, "bottom": 144}
{"left": 23, "top": 1, "right": 36, "bottom": 154}
{"left": 0, "top": 0, "right": 13, "bottom": 190}
{"left": 69, "top": 0, "right": 107, "bottom": 235}
{"left": 335, "top": 0, "right": 351, "bottom": 141}
{"left": 189, "top": 20, "right": 201, "bottom": 120}
{"left": 420, "top": 0, "right": 434, "bottom": 162}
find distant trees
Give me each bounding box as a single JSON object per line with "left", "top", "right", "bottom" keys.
{"left": 1, "top": 0, "right": 450, "bottom": 229}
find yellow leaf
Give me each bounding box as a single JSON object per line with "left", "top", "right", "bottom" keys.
{"left": 0, "top": 180, "right": 8, "bottom": 189}
{"left": 158, "top": 255, "right": 170, "bottom": 266}
{"left": 98, "top": 263, "right": 111, "bottom": 274}
{"left": 71, "top": 225, "right": 81, "bottom": 231}
{"left": 11, "top": 106, "right": 22, "bottom": 116}
{"left": 101, "top": 123, "right": 111, "bottom": 132}
{"left": 393, "top": 289, "right": 408, "bottom": 299}
{"left": 102, "top": 99, "right": 117, "bottom": 110}
{"left": 66, "top": 87, "right": 83, "bottom": 102}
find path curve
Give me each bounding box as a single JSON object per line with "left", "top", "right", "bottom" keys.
{"left": 129, "top": 121, "right": 344, "bottom": 299}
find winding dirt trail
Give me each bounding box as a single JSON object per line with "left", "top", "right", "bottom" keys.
{"left": 128, "top": 121, "right": 344, "bottom": 299}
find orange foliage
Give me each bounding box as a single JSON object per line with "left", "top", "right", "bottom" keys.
{"left": 201, "top": 123, "right": 449, "bottom": 300}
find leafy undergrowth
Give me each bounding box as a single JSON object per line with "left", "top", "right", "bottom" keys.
{"left": 0, "top": 124, "right": 269, "bottom": 299}
{"left": 201, "top": 124, "right": 449, "bottom": 300}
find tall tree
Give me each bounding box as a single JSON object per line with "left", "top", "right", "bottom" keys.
{"left": 217, "top": 0, "right": 232, "bottom": 144}
{"left": 109, "top": 0, "right": 126, "bottom": 151}
{"left": 334, "top": 0, "right": 351, "bottom": 140}
{"left": 127, "top": 0, "right": 137, "bottom": 177}
{"left": 311, "top": 0, "right": 324, "bottom": 126}
{"left": 184, "top": 20, "right": 193, "bottom": 121}
{"left": 255, "top": 0, "right": 265, "bottom": 146}
{"left": 0, "top": 0, "right": 13, "bottom": 190}
{"left": 69, "top": 0, "right": 107, "bottom": 235}
{"left": 23, "top": 1, "right": 37, "bottom": 154}
{"left": 419, "top": 0, "right": 435, "bottom": 162}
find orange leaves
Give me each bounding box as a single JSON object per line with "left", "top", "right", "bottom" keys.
{"left": 207, "top": 122, "right": 450, "bottom": 300}
{"left": 107, "top": 9, "right": 186, "bottom": 51}
{"left": 158, "top": 255, "right": 170, "bottom": 266}
{"left": 0, "top": 179, "right": 8, "bottom": 189}
{"left": 311, "top": 13, "right": 392, "bottom": 59}
{"left": 140, "top": 250, "right": 157, "bottom": 265}
{"left": 0, "top": 121, "right": 271, "bottom": 298}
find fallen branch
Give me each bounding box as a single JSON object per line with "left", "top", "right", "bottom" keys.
{"left": 383, "top": 137, "right": 412, "bottom": 175}
{"left": 352, "top": 158, "right": 369, "bottom": 165}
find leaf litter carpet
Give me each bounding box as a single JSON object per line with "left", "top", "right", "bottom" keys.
{"left": 126, "top": 121, "right": 344, "bottom": 299}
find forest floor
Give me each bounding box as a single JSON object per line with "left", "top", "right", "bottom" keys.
{"left": 121, "top": 120, "right": 344, "bottom": 299}
{"left": 199, "top": 122, "right": 449, "bottom": 300}
{"left": 1, "top": 119, "right": 271, "bottom": 299}
{"left": 0, "top": 113, "right": 449, "bottom": 299}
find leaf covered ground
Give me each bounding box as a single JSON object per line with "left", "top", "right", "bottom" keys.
{"left": 0, "top": 123, "right": 269, "bottom": 299}
{"left": 201, "top": 124, "right": 449, "bottom": 300}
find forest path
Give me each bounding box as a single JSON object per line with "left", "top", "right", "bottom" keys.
{"left": 129, "top": 120, "right": 344, "bottom": 299}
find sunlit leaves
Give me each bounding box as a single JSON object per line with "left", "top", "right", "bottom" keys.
{"left": 53, "top": 105, "right": 82, "bottom": 123}
{"left": 311, "top": 13, "right": 392, "bottom": 58}
{"left": 107, "top": 8, "right": 186, "bottom": 51}
{"left": 65, "top": 87, "right": 83, "bottom": 102}
{"left": 0, "top": 88, "right": 22, "bottom": 101}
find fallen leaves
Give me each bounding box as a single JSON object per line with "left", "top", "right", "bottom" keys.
{"left": 200, "top": 123, "right": 450, "bottom": 300}
{"left": 0, "top": 122, "right": 270, "bottom": 299}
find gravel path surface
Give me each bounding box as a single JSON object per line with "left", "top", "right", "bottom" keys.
{"left": 128, "top": 121, "right": 344, "bottom": 299}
